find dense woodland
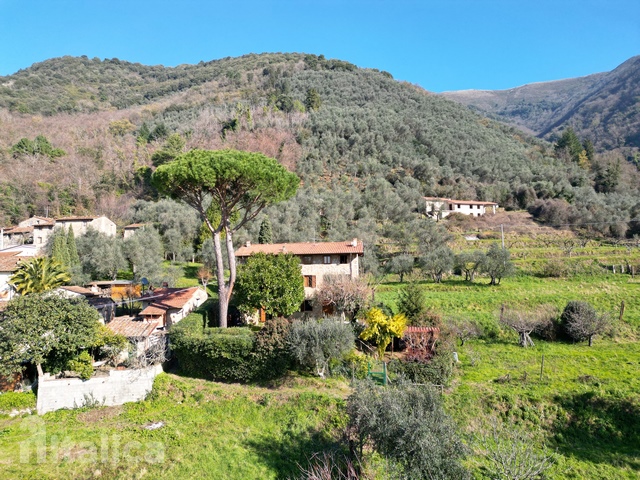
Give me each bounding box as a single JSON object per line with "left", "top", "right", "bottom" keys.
{"left": 1, "top": 53, "right": 640, "bottom": 261}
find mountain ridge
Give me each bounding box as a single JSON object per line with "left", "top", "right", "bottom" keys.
{"left": 441, "top": 55, "right": 640, "bottom": 156}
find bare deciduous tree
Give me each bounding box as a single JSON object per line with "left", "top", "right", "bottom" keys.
{"left": 314, "top": 275, "right": 371, "bottom": 320}
{"left": 197, "top": 265, "right": 212, "bottom": 290}
{"left": 500, "top": 306, "right": 554, "bottom": 347}
{"left": 477, "top": 419, "right": 555, "bottom": 480}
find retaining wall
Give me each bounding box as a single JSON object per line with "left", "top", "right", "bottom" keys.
{"left": 36, "top": 364, "right": 163, "bottom": 415}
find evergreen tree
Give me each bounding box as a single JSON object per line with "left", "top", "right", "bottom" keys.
{"left": 67, "top": 226, "right": 80, "bottom": 266}
{"left": 304, "top": 88, "right": 322, "bottom": 111}
{"left": 258, "top": 217, "right": 273, "bottom": 244}
{"left": 51, "top": 228, "right": 70, "bottom": 267}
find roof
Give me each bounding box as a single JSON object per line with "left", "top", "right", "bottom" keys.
{"left": 235, "top": 239, "right": 364, "bottom": 257}
{"left": 107, "top": 318, "right": 160, "bottom": 338}
{"left": 140, "top": 287, "right": 202, "bottom": 316}
{"left": 405, "top": 326, "right": 440, "bottom": 334}
{"left": 124, "top": 223, "right": 147, "bottom": 229}
{"left": 0, "top": 255, "right": 30, "bottom": 273}
{"left": 87, "top": 280, "right": 133, "bottom": 287}
{"left": 3, "top": 226, "right": 33, "bottom": 234}
{"left": 424, "top": 197, "right": 498, "bottom": 206}
{"left": 55, "top": 216, "right": 99, "bottom": 222}
{"left": 59, "top": 285, "right": 95, "bottom": 296}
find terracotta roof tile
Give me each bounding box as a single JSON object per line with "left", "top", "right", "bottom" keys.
{"left": 423, "top": 196, "right": 498, "bottom": 206}
{"left": 235, "top": 239, "right": 364, "bottom": 257}
{"left": 55, "top": 216, "right": 99, "bottom": 221}
{"left": 59, "top": 285, "right": 95, "bottom": 296}
{"left": 107, "top": 318, "right": 160, "bottom": 338}
{"left": 140, "top": 287, "right": 202, "bottom": 315}
{"left": 0, "top": 255, "right": 30, "bottom": 272}
{"left": 124, "top": 223, "right": 147, "bottom": 229}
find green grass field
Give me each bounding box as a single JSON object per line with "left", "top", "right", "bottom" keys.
{"left": 0, "top": 374, "right": 349, "bottom": 480}
{"left": 378, "top": 273, "right": 640, "bottom": 331}
{"left": 447, "top": 340, "right": 640, "bottom": 479}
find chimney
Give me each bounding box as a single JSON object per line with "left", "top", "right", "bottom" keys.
{"left": 351, "top": 238, "right": 358, "bottom": 247}
{"left": 245, "top": 241, "right": 251, "bottom": 248}
{"left": 281, "top": 246, "right": 287, "bottom": 253}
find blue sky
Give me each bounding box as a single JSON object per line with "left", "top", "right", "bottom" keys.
{"left": 0, "top": 0, "right": 638, "bottom": 92}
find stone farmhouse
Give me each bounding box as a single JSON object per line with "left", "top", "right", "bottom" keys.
{"left": 235, "top": 238, "right": 364, "bottom": 317}
{"left": 1, "top": 215, "right": 116, "bottom": 253}
{"left": 424, "top": 197, "right": 498, "bottom": 219}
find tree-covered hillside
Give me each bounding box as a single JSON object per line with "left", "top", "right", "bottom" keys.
{"left": 1, "top": 53, "right": 638, "bottom": 250}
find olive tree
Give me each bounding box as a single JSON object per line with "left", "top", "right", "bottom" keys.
{"left": 152, "top": 149, "right": 299, "bottom": 327}
{"left": 348, "top": 380, "right": 468, "bottom": 479}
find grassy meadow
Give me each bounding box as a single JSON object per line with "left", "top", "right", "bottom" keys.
{"left": 1, "top": 223, "right": 639, "bottom": 479}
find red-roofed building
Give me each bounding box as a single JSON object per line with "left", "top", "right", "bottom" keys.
{"left": 0, "top": 253, "right": 31, "bottom": 302}
{"left": 139, "top": 287, "right": 207, "bottom": 327}
{"left": 424, "top": 197, "right": 498, "bottom": 219}
{"left": 235, "top": 238, "right": 364, "bottom": 316}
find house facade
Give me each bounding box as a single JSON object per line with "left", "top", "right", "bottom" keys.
{"left": 424, "top": 197, "right": 498, "bottom": 219}
{"left": 235, "top": 238, "right": 364, "bottom": 317}
{"left": 2, "top": 215, "right": 116, "bottom": 253}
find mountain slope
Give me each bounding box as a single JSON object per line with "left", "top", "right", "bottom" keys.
{"left": 441, "top": 56, "right": 640, "bottom": 154}
{"left": 0, "top": 54, "right": 638, "bottom": 244}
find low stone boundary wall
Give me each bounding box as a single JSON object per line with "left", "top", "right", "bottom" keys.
{"left": 36, "top": 364, "right": 163, "bottom": 415}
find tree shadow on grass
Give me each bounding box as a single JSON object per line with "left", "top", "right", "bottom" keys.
{"left": 552, "top": 391, "right": 640, "bottom": 471}
{"left": 244, "top": 426, "right": 347, "bottom": 479}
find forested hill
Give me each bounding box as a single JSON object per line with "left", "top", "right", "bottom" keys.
{"left": 0, "top": 53, "right": 639, "bottom": 250}
{"left": 441, "top": 56, "right": 640, "bottom": 158}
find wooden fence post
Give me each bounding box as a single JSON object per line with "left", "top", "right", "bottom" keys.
{"left": 619, "top": 301, "right": 625, "bottom": 322}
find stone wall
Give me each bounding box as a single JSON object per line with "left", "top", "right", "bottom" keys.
{"left": 36, "top": 364, "right": 163, "bottom": 415}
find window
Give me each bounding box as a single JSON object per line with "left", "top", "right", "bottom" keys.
{"left": 340, "top": 255, "right": 348, "bottom": 264}
{"left": 323, "top": 255, "right": 331, "bottom": 264}
{"left": 303, "top": 275, "right": 316, "bottom": 288}
{"left": 300, "top": 300, "right": 314, "bottom": 312}
{"left": 302, "top": 256, "right": 312, "bottom": 265}
{"left": 449, "top": 204, "right": 453, "bottom": 210}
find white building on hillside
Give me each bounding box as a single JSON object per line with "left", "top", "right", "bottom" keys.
{"left": 424, "top": 197, "right": 498, "bottom": 219}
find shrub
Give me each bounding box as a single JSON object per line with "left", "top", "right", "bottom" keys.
{"left": 347, "top": 380, "right": 468, "bottom": 479}
{"left": 288, "top": 318, "right": 355, "bottom": 377}
{"left": 67, "top": 351, "right": 94, "bottom": 380}
{"left": 0, "top": 391, "right": 37, "bottom": 411}
{"left": 253, "top": 317, "right": 292, "bottom": 380}
{"left": 388, "top": 348, "right": 455, "bottom": 386}
{"left": 170, "top": 324, "right": 257, "bottom": 382}
{"left": 360, "top": 308, "right": 407, "bottom": 359}
{"left": 560, "top": 300, "right": 614, "bottom": 346}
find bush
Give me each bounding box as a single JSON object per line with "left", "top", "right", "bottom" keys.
{"left": 170, "top": 324, "right": 257, "bottom": 382}
{"left": 347, "top": 380, "right": 468, "bottom": 479}
{"left": 253, "top": 317, "right": 292, "bottom": 380}
{"left": 288, "top": 318, "right": 355, "bottom": 377}
{"left": 388, "top": 350, "right": 455, "bottom": 386}
{"left": 330, "top": 349, "right": 370, "bottom": 380}
{"left": 67, "top": 351, "right": 94, "bottom": 380}
{"left": 0, "top": 391, "right": 36, "bottom": 411}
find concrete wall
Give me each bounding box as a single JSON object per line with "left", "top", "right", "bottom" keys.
{"left": 36, "top": 364, "right": 163, "bottom": 415}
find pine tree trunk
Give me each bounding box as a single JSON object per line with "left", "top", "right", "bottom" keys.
{"left": 213, "top": 231, "right": 228, "bottom": 328}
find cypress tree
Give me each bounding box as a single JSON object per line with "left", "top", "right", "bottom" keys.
{"left": 67, "top": 226, "right": 80, "bottom": 266}
{"left": 258, "top": 217, "right": 273, "bottom": 244}
{"left": 51, "top": 229, "right": 70, "bottom": 267}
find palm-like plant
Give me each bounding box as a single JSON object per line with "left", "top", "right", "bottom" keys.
{"left": 10, "top": 257, "right": 71, "bottom": 295}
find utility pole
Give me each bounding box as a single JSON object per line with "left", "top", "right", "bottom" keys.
{"left": 501, "top": 224, "right": 505, "bottom": 249}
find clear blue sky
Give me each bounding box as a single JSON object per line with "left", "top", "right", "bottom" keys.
{"left": 0, "top": 0, "right": 638, "bottom": 92}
